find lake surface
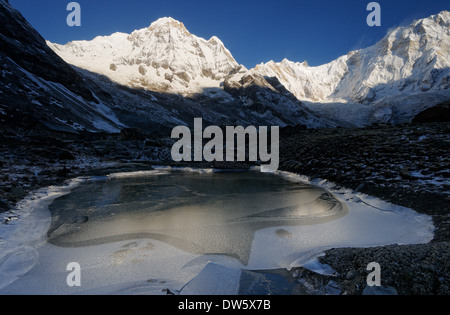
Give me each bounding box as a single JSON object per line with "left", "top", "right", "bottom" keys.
{"left": 47, "top": 169, "right": 348, "bottom": 265}
{"left": 0, "top": 168, "right": 433, "bottom": 295}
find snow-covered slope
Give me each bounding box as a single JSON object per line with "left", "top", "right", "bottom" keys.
{"left": 48, "top": 17, "right": 240, "bottom": 95}
{"left": 253, "top": 11, "right": 449, "bottom": 104}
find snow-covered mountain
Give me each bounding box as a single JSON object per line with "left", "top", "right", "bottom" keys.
{"left": 3, "top": 0, "right": 449, "bottom": 133}
{"left": 48, "top": 17, "right": 240, "bottom": 95}
{"left": 253, "top": 11, "right": 450, "bottom": 104}
{"left": 48, "top": 12, "right": 450, "bottom": 127}
{"left": 1, "top": 1, "right": 335, "bottom": 136}
{"left": 46, "top": 16, "right": 338, "bottom": 129}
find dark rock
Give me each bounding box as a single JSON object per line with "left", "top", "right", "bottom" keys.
{"left": 0, "top": 199, "right": 12, "bottom": 210}
{"left": 399, "top": 170, "right": 419, "bottom": 180}
{"left": 280, "top": 125, "right": 308, "bottom": 137}
{"left": 345, "top": 270, "right": 356, "bottom": 280}
{"left": 9, "top": 186, "right": 25, "bottom": 198}
{"left": 55, "top": 149, "right": 75, "bottom": 160}
{"left": 413, "top": 101, "right": 450, "bottom": 123}
{"left": 56, "top": 166, "right": 71, "bottom": 178}
{"left": 354, "top": 183, "right": 366, "bottom": 192}
{"left": 120, "top": 128, "right": 150, "bottom": 141}
{"left": 0, "top": 1, "right": 96, "bottom": 103}
{"left": 144, "top": 139, "right": 163, "bottom": 148}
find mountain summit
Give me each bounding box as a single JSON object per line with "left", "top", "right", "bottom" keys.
{"left": 49, "top": 17, "right": 240, "bottom": 95}
{"left": 252, "top": 11, "right": 450, "bottom": 104}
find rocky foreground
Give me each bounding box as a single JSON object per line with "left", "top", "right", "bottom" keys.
{"left": 0, "top": 122, "right": 449, "bottom": 295}
{"left": 278, "top": 122, "right": 449, "bottom": 295}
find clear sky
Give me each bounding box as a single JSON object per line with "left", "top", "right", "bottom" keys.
{"left": 9, "top": 0, "right": 450, "bottom": 68}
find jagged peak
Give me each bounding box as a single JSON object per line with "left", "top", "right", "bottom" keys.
{"left": 403, "top": 10, "right": 449, "bottom": 33}
{"left": 432, "top": 10, "right": 450, "bottom": 22}
{"left": 264, "top": 60, "right": 277, "bottom": 66}
{"left": 148, "top": 17, "right": 190, "bottom": 34}
{"left": 208, "top": 35, "right": 223, "bottom": 45}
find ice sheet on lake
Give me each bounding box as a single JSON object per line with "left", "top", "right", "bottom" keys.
{"left": 44, "top": 170, "right": 349, "bottom": 266}
{"left": 180, "top": 263, "right": 241, "bottom": 295}
{"left": 0, "top": 168, "right": 434, "bottom": 295}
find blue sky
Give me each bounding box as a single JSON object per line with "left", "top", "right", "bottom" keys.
{"left": 9, "top": 0, "right": 450, "bottom": 68}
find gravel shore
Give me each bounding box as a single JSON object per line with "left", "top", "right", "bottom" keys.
{"left": 279, "top": 122, "right": 449, "bottom": 295}
{"left": 1, "top": 122, "right": 449, "bottom": 295}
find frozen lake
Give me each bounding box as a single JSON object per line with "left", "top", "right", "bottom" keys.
{"left": 0, "top": 168, "right": 434, "bottom": 295}
{"left": 47, "top": 169, "right": 348, "bottom": 263}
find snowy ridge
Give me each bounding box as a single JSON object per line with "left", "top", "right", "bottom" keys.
{"left": 47, "top": 12, "right": 450, "bottom": 127}
{"left": 253, "top": 11, "right": 450, "bottom": 104}
{"left": 48, "top": 17, "right": 240, "bottom": 95}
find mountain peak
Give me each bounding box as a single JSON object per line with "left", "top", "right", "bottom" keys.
{"left": 49, "top": 16, "right": 240, "bottom": 94}
{"left": 148, "top": 17, "right": 189, "bottom": 34}
{"left": 434, "top": 10, "right": 450, "bottom": 21}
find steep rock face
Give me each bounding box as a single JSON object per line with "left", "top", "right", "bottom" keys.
{"left": 336, "top": 10, "right": 450, "bottom": 103}
{"left": 253, "top": 11, "right": 450, "bottom": 104}
{"left": 48, "top": 17, "right": 240, "bottom": 95}
{"left": 0, "top": 0, "right": 124, "bottom": 133}
{"left": 0, "top": 0, "right": 93, "bottom": 101}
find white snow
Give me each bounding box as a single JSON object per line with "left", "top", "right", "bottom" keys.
{"left": 47, "top": 17, "right": 240, "bottom": 95}
{"left": 0, "top": 178, "right": 84, "bottom": 290}
{"left": 0, "top": 168, "right": 434, "bottom": 295}
{"left": 252, "top": 11, "right": 450, "bottom": 105}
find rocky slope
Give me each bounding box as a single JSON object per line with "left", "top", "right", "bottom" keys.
{"left": 0, "top": 0, "right": 126, "bottom": 133}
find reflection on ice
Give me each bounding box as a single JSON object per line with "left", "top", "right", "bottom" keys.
{"left": 47, "top": 170, "right": 348, "bottom": 265}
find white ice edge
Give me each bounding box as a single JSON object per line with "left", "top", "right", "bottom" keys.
{"left": 0, "top": 167, "right": 435, "bottom": 294}
{"left": 0, "top": 177, "right": 86, "bottom": 290}
{"left": 270, "top": 170, "right": 435, "bottom": 270}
